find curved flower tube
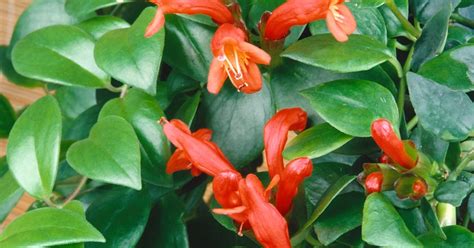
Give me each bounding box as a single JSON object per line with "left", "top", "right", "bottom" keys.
{"left": 209, "top": 24, "right": 271, "bottom": 94}
{"left": 161, "top": 118, "right": 237, "bottom": 176}
{"left": 264, "top": 0, "right": 356, "bottom": 42}
{"left": 263, "top": 108, "right": 308, "bottom": 178}
{"left": 145, "top": 0, "right": 234, "bottom": 37}
{"left": 364, "top": 171, "right": 384, "bottom": 194}
{"left": 371, "top": 118, "right": 418, "bottom": 170}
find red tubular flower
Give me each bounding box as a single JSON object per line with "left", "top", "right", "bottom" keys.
{"left": 365, "top": 171, "right": 384, "bottom": 194}
{"left": 371, "top": 118, "right": 418, "bottom": 170}
{"left": 264, "top": 108, "right": 308, "bottom": 178}
{"left": 264, "top": 0, "right": 356, "bottom": 42}
{"left": 208, "top": 24, "right": 271, "bottom": 94}
{"left": 238, "top": 174, "right": 291, "bottom": 248}
{"left": 145, "top": 0, "right": 234, "bottom": 37}
{"left": 161, "top": 118, "right": 237, "bottom": 176}
{"left": 275, "top": 157, "right": 313, "bottom": 215}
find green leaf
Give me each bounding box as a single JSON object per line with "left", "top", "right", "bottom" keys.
{"left": 434, "top": 181, "right": 471, "bottom": 207}
{"left": 86, "top": 188, "right": 152, "bottom": 248}
{"left": 270, "top": 60, "right": 397, "bottom": 123}
{"left": 309, "top": 3, "right": 387, "bottom": 44}
{"left": 95, "top": 8, "right": 165, "bottom": 95}
{"left": 407, "top": 72, "right": 474, "bottom": 141}
{"left": 418, "top": 225, "right": 474, "bottom": 247}
{"left": 55, "top": 87, "right": 97, "bottom": 136}
{"left": 445, "top": 26, "right": 474, "bottom": 50}
{"left": 314, "top": 192, "right": 365, "bottom": 245}
{"left": 153, "top": 193, "right": 189, "bottom": 247}
{"left": 12, "top": 25, "right": 110, "bottom": 88}
{"left": 283, "top": 123, "right": 352, "bottom": 160}
{"left": 164, "top": 15, "right": 214, "bottom": 82}
{"left": 351, "top": 0, "right": 386, "bottom": 7}
{"left": 379, "top": 0, "right": 409, "bottom": 38}
{"left": 410, "top": 125, "right": 449, "bottom": 163}
{"left": 63, "top": 105, "right": 101, "bottom": 141}
{"left": 99, "top": 89, "right": 172, "bottom": 187}
{"left": 282, "top": 34, "right": 394, "bottom": 73}
{"left": 77, "top": 16, "right": 130, "bottom": 40}
{"left": 0, "top": 206, "right": 105, "bottom": 247}
{"left": 414, "top": 0, "right": 459, "bottom": 24}
{"left": 248, "top": 0, "right": 285, "bottom": 29}
{"left": 66, "top": 116, "right": 141, "bottom": 190}
{"left": 418, "top": 44, "right": 474, "bottom": 91}
{"left": 362, "top": 193, "right": 422, "bottom": 247}
{"left": 411, "top": 5, "right": 451, "bottom": 71}
{"left": 7, "top": 0, "right": 86, "bottom": 58}
{"left": 0, "top": 160, "right": 24, "bottom": 222}
{"left": 0, "top": 46, "right": 43, "bottom": 88}
{"left": 301, "top": 79, "right": 399, "bottom": 137}
{"left": 468, "top": 194, "right": 474, "bottom": 222}
{"left": 420, "top": 198, "right": 446, "bottom": 240}
{"left": 172, "top": 91, "right": 201, "bottom": 125}
{"left": 210, "top": 197, "right": 236, "bottom": 233}
{"left": 199, "top": 81, "right": 273, "bottom": 167}
{"left": 66, "top": 0, "right": 134, "bottom": 18}
{"left": 0, "top": 94, "right": 16, "bottom": 138}
{"left": 6, "top": 96, "right": 62, "bottom": 199}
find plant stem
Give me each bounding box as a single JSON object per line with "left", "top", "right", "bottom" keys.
{"left": 451, "top": 13, "right": 474, "bottom": 29}
{"left": 120, "top": 85, "right": 129, "bottom": 98}
{"left": 44, "top": 197, "right": 58, "bottom": 208}
{"left": 63, "top": 176, "right": 88, "bottom": 206}
{"left": 395, "top": 41, "right": 410, "bottom": 51}
{"left": 385, "top": 0, "right": 421, "bottom": 39}
{"left": 397, "top": 45, "right": 415, "bottom": 120}
{"left": 407, "top": 116, "right": 418, "bottom": 131}
{"left": 448, "top": 152, "right": 474, "bottom": 181}
{"left": 463, "top": 210, "right": 470, "bottom": 227}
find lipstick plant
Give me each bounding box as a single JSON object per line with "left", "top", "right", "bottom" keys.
{"left": 0, "top": 0, "right": 473, "bottom": 247}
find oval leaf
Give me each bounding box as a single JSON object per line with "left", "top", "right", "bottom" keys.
{"left": 362, "top": 193, "right": 422, "bottom": 247}
{"left": 77, "top": 16, "right": 130, "bottom": 40}
{"left": 95, "top": 8, "right": 164, "bottom": 95}
{"left": 12, "top": 25, "right": 109, "bottom": 88}
{"left": 301, "top": 79, "right": 399, "bottom": 137}
{"left": 66, "top": 0, "right": 134, "bottom": 18}
{"left": 282, "top": 34, "right": 394, "bottom": 73}
{"left": 0, "top": 94, "right": 16, "bottom": 138}
{"left": 284, "top": 123, "right": 353, "bottom": 160}
{"left": 418, "top": 225, "right": 474, "bottom": 247}
{"left": 0, "top": 206, "right": 104, "bottom": 247}
{"left": 0, "top": 160, "right": 23, "bottom": 222}
{"left": 6, "top": 96, "right": 62, "bottom": 199}
{"left": 407, "top": 72, "right": 474, "bottom": 141}
{"left": 66, "top": 116, "right": 141, "bottom": 190}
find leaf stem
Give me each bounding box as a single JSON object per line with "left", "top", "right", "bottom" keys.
{"left": 407, "top": 116, "right": 419, "bottom": 131}
{"left": 120, "top": 85, "right": 129, "bottom": 98}
{"left": 451, "top": 13, "right": 474, "bottom": 29}
{"left": 385, "top": 0, "right": 421, "bottom": 39}
{"left": 448, "top": 152, "right": 474, "bottom": 181}
{"left": 463, "top": 209, "right": 470, "bottom": 227}
{"left": 44, "top": 197, "right": 58, "bottom": 208}
{"left": 396, "top": 45, "right": 415, "bottom": 120}
{"left": 63, "top": 176, "right": 88, "bottom": 206}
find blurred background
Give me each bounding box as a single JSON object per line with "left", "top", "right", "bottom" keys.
{"left": 0, "top": 0, "right": 41, "bottom": 230}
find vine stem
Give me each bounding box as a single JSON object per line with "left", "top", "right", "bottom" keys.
{"left": 451, "top": 13, "right": 474, "bottom": 29}
{"left": 396, "top": 45, "right": 414, "bottom": 120}
{"left": 448, "top": 152, "right": 474, "bottom": 181}
{"left": 407, "top": 116, "right": 419, "bottom": 131}
{"left": 120, "top": 85, "right": 129, "bottom": 98}
{"left": 385, "top": 0, "right": 421, "bottom": 39}
{"left": 63, "top": 176, "right": 88, "bottom": 206}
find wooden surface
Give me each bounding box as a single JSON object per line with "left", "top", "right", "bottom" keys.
{"left": 0, "top": 0, "right": 40, "bottom": 230}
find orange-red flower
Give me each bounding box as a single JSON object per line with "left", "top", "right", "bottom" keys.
{"left": 264, "top": 0, "right": 356, "bottom": 42}
{"left": 145, "top": 0, "right": 234, "bottom": 37}
{"left": 208, "top": 23, "right": 271, "bottom": 94}
{"left": 161, "top": 118, "right": 237, "bottom": 177}
{"left": 371, "top": 118, "right": 418, "bottom": 170}
{"left": 264, "top": 108, "right": 313, "bottom": 215}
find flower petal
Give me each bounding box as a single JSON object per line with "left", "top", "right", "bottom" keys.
{"left": 166, "top": 149, "right": 192, "bottom": 174}
{"left": 326, "top": 9, "right": 349, "bottom": 42}
{"left": 336, "top": 4, "right": 357, "bottom": 35}
{"left": 238, "top": 42, "right": 271, "bottom": 65}
{"left": 275, "top": 157, "right": 313, "bottom": 215}
{"left": 192, "top": 128, "right": 213, "bottom": 140}
{"left": 264, "top": 108, "right": 308, "bottom": 178}
{"left": 239, "top": 62, "right": 262, "bottom": 94}
{"left": 145, "top": 7, "right": 165, "bottom": 38}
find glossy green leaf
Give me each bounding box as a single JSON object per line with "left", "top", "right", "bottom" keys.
{"left": 362, "top": 193, "right": 422, "bottom": 247}
{"left": 351, "top": 0, "right": 386, "bottom": 7}
{"left": 0, "top": 46, "right": 43, "bottom": 88}
{"left": 407, "top": 72, "right": 474, "bottom": 141}
{"left": 270, "top": 60, "right": 397, "bottom": 123}
{"left": 301, "top": 79, "right": 399, "bottom": 137}
{"left": 468, "top": 194, "right": 474, "bottom": 222}
{"left": 172, "top": 91, "right": 201, "bottom": 125}
{"left": 12, "top": 25, "right": 110, "bottom": 88}
{"left": 283, "top": 123, "right": 353, "bottom": 160}
{"left": 164, "top": 14, "right": 214, "bottom": 82}
{"left": 309, "top": 3, "right": 387, "bottom": 44}
{"left": 55, "top": 87, "right": 97, "bottom": 135}
{"left": 379, "top": 0, "right": 409, "bottom": 38}
{"left": 420, "top": 198, "right": 446, "bottom": 240}
{"left": 0, "top": 206, "right": 104, "bottom": 247}
{"left": 99, "top": 89, "right": 172, "bottom": 187}
{"left": 445, "top": 26, "right": 474, "bottom": 50}
{"left": 77, "top": 16, "right": 130, "bottom": 40}
{"left": 418, "top": 225, "right": 474, "bottom": 247}
{"left": 410, "top": 125, "right": 449, "bottom": 163}
{"left": 86, "top": 188, "right": 152, "bottom": 248}
{"left": 153, "top": 193, "right": 189, "bottom": 247}
{"left": 66, "top": 0, "right": 134, "bottom": 18}
{"left": 66, "top": 116, "right": 141, "bottom": 190}
{"left": 434, "top": 181, "right": 471, "bottom": 207}
{"left": 95, "top": 8, "right": 164, "bottom": 95}
{"left": 0, "top": 94, "right": 16, "bottom": 138}
{"left": 7, "top": 0, "right": 84, "bottom": 57}
{"left": 411, "top": 5, "right": 451, "bottom": 71}
{"left": 0, "top": 160, "right": 24, "bottom": 222}
{"left": 6, "top": 96, "right": 62, "bottom": 199}
{"left": 63, "top": 105, "right": 101, "bottom": 141}
{"left": 314, "top": 192, "right": 365, "bottom": 245}
{"left": 418, "top": 44, "right": 474, "bottom": 91}
{"left": 397, "top": 208, "right": 428, "bottom": 237}
{"left": 414, "top": 0, "right": 459, "bottom": 24}
{"left": 283, "top": 34, "right": 394, "bottom": 73}
{"left": 248, "top": 0, "right": 285, "bottom": 29}
{"left": 199, "top": 82, "right": 273, "bottom": 167}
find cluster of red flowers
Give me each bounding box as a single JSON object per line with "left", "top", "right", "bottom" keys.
{"left": 145, "top": 0, "right": 356, "bottom": 95}
{"left": 161, "top": 108, "right": 312, "bottom": 248}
